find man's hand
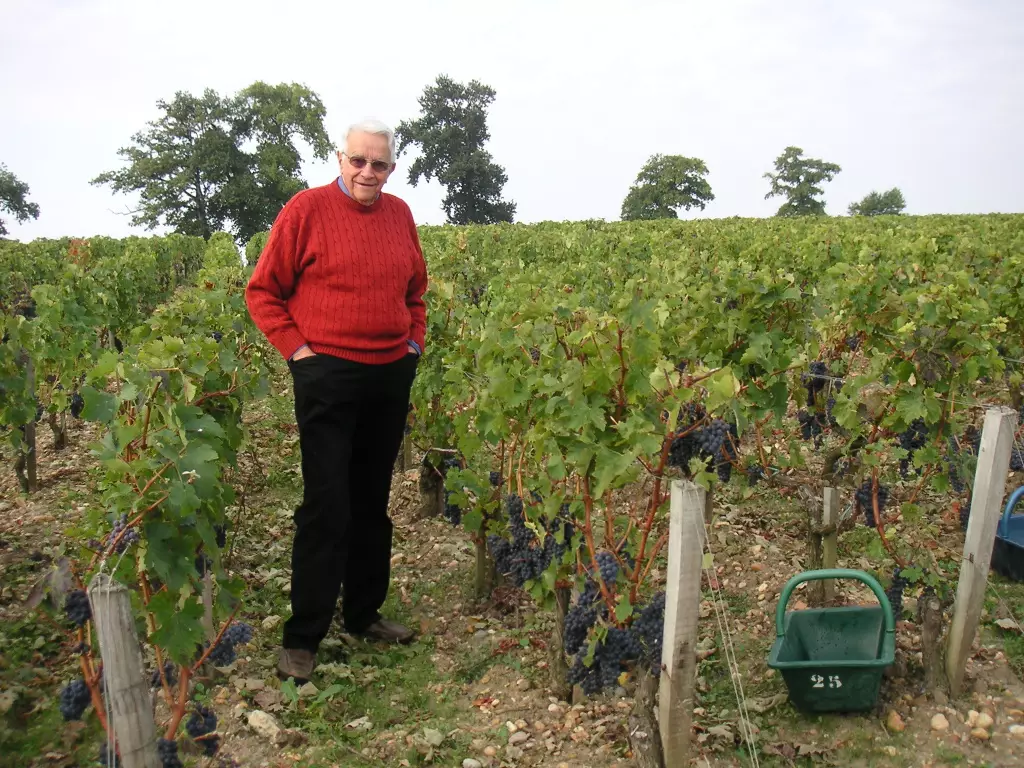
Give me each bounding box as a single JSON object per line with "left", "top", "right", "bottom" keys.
{"left": 291, "top": 345, "right": 315, "bottom": 361}
{"left": 407, "top": 342, "right": 419, "bottom": 356}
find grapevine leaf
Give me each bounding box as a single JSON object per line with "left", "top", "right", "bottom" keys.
{"left": 462, "top": 507, "right": 483, "bottom": 534}
{"left": 705, "top": 367, "right": 740, "bottom": 411}
{"left": 89, "top": 350, "right": 120, "bottom": 380}
{"left": 148, "top": 591, "right": 206, "bottom": 665}
{"left": 614, "top": 595, "right": 633, "bottom": 623}
{"left": 79, "top": 385, "right": 118, "bottom": 423}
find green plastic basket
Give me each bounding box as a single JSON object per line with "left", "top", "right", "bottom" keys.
{"left": 767, "top": 569, "right": 895, "bottom": 712}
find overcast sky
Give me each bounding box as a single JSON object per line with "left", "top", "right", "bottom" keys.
{"left": 2, "top": 0, "right": 1022, "bottom": 241}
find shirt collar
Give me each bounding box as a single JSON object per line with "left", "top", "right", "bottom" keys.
{"left": 338, "top": 177, "right": 380, "bottom": 202}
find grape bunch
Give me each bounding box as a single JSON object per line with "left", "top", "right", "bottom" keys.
{"left": 529, "top": 347, "right": 540, "bottom": 363}
{"left": 854, "top": 479, "right": 889, "bottom": 526}
{"left": 595, "top": 551, "right": 618, "bottom": 587}
{"left": 214, "top": 524, "right": 227, "bottom": 548}
{"left": 667, "top": 409, "right": 739, "bottom": 483}
{"left": 567, "top": 626, "right": 643, "bottom": 694}
{"left": 825, "top": 396, "right": 839, "bottom": 428}
{"left": 489, "top": 471, "right": 502, "bottom": 487}
{"left": 563, "top": 580, "right": 601, "bottom": 655}
{"left": 630, "top": 591, "right": 666, "bottom": 673}
{"left": 65, "top": 589, "right": 92, "bottom": 626}
{"left": 70, "top": 392, "right": 85, "bottom": 419}
{"left": 487, "top": 495, "right": 574, "bottom": 587}
{"left": 1011, "top": 440, "right": 1024, "bottom": 473}
{"left": 885, "top": 567, "right": 909, "bottom": 618}
{"left": 844, "top": 335, "right": 860, "bottom": 351}
{"left": 210, "top": 331, "right": 223, "bottom": 343}
{"left": 801, "top": 361, "right": 829, "bottom": 405}
{"left": 716, "top": 422, "right": 739, "bottom": 482}
{"left": 563, "top": 585, "right": 666, "bottom": 696}
{"left": 186, "top": 703, "right": 220, "bottom": 756}
{"left": 945, "top": 427, "right": 980, "bottom": 493}
{"left": 203, "top": 622, "right": 254, "bottom": 667}
{"left": 105, "top": 515, "right": 139, "bottom": 554}
{"left": 746, "top": 465, "right": 766, "bottom": 487}
{"left": 696, "top": 419, "right": 728, "bottom": 456}
{"left": 59, "top": 678, "right": 91, "bottom": 721}
{"left": 157, "top": 738, "right": 183, "bottom": 768}
{"left": 443, "top": 488, "right": 461, "bottom": 526}
{"left": 896, "top": 418, "right": 929, "bottom": 478}
{"left": 797, "top": 410, "right": 825, "bottom": 443}
{"left": 150, "top": 661, "right": 177, "bottom": 689}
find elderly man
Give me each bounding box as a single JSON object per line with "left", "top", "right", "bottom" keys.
{"left": 245, "top": 118, "right": 428, "bottom": 684}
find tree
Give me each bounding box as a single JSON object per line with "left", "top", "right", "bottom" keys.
{"left": 0, "top": 164, "right": 41, "bottom": 236}
{"left": 848, "top": 187, "right": 906, "bottom": 216}
{"left": 92, "top": 82, "right": 332, "bottom": 243}
{"left": 395, "top": 75, "right": 515, "bottom": 225}
{"left": 620, "top": 154, "right": 714, "bottom": 220}
{"left": 763, "top": 146, "right": 841, "bottom": 217}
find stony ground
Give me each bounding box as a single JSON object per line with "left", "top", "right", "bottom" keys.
{"left": 2, "top": 359, "right": 1024, "bottom": 767}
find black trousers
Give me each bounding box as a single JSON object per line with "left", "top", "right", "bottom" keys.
{"left": 282, "top": 351, "right": 417, "bottom": 652}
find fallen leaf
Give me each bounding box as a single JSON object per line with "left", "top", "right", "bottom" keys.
{"left": 995, "top": 618, "right": 1022, "bottom": 633}
{"left": 346, "top": 716, "right": 373, "bottom": 731}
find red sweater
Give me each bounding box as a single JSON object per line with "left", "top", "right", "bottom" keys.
{"left": 245, "top": 180, "right": 428, "bottom": 364}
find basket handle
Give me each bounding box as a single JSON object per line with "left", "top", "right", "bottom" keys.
{"left": 775, "top": 568, "right": 894, "bottom": 638}
{"left": 999, "top": 486, "right": 1024, "bottom": 540}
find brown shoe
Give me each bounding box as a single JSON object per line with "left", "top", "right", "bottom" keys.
{"left": 276, "top": 647, "right": 316, "bottom": 683}
{"left": 356, "top": 619, "right": 416, "bottom": 645}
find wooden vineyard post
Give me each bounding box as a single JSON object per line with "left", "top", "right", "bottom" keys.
{"left": 548, "top": 586, "right": 572, "bottom": 701}
{"left": 403, "top": 436, "right": 413, "bottom": 471}
{"left": 13, "top": 352, "right": 38, "bottom": 493}
{"left": 945, "top": 406, "right": 1018, "bottom": 696}
{"left": 87, "top": 573, "right": 160, "bottom": 768}
{"left": 659, "top": 479, "right": 707, "bottom": 765}
{"left": 821, "top": 487, "right": 840, "bottom": 602}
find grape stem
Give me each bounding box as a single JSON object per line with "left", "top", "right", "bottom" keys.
{"left": 163, "top": 663, "right": 192, "bottom": 741}
{"left": 139, "top": 377, "right": 162, "bottom": 450}
{"left": 81, "top": 651, "right": 109, "bottom": 733}
{"left": 140, "top": 574, "right": 176, "bottom": 709}
{"left": 192, "top": 370, "right": 239, "bottom": 407}
{"left": 581, "top": 476, "right": 617, "bottom": 617}
{"left": 631, "top": 424, "right": 674, "bottom": 605}
{"left": 872, "top": 468, "right": 905, "bottom": 568}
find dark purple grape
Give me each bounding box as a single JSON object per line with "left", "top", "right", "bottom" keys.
{"left": 157, "top": 738, "right": 183, "bottom": 768}
{"left": 59, "top": 679, "right": 91, "bottom": 720}
{"left": 65, "top": 589, "right": 91, "bottom": 626}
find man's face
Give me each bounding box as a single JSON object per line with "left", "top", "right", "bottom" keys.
{"left": 337, "top": 132, "right": 395, "bottom": 205}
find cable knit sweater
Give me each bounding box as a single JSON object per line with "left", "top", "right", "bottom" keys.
{"left": 244, "top": 179, "right": 428, "bottom": 364}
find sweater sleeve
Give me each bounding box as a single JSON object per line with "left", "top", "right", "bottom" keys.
{"left": 404, "top": 209, "right": 429, "bottom": 353}
{"left": 244, "top": 197, "right": 311, "bottom": 361}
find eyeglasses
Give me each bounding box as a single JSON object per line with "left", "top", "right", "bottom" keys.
{"left": 343, "top": 153, "right": 392, "bottom": 173}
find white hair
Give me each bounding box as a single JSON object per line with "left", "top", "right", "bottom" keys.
{"left": 344, "top": 118, "right": 396, "bottom": 163}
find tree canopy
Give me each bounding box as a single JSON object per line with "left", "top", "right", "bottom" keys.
{"left": 395, "top": 75, "right": 516, "bottom": 225}
{"left": 91, "top": 82, "right": 333, "bottom": 244}
{"left": 763, "top": 146, "right": 841, "bottom": 217}
{"left": 848, "top": 187, "right": 907, "bottom": 216}
{"left": 0, "top": 163, "right": 41, "bottom": 236}
{"left": 620, "top": 155, "right": 714, "bottom": 220}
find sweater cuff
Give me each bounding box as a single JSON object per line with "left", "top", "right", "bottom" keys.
{"left": 269, "top": 330, "right": 310, "bottom": 362}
